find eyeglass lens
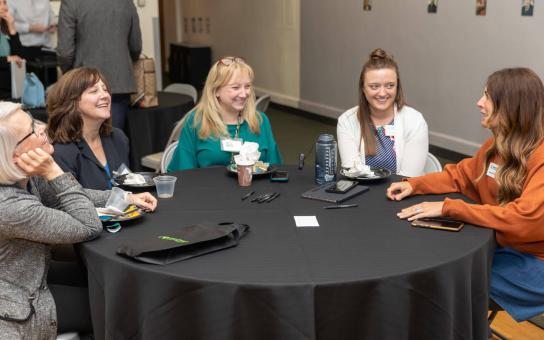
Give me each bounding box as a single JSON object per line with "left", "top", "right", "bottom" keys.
{"left": 218, "top": 57, "right": 245, "bottom": 66}
{"left": 16, "top": 114, "right": 36, "bottom": 146}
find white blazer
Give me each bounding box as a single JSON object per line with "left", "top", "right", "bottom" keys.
{"left": 337, "top": 105, "right": 429, "bottom": 177}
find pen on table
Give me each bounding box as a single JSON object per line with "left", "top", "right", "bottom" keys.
{"left": 257, "top": 193, "right": 274, "bottom": 203}
{"left": 251, "top": 193, "right": 267, "bottom": 202}
{"left": 265, "top": 192, "right": 280, "bottom": 203}
{"left": 241, "top": 191, "right": 255, "bottom": 201}
{"left": 323, "top": 204, "right": 358, "bottom": 209}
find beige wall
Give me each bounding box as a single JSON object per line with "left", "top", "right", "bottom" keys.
{"left": 301, "top": 0, "right": 544, "bottom": 155}
{"left": 180, "top": 0, "right": 300, "bottom": 107}
{"left": 133, "top": 0, "right": 159, "bottom": 59}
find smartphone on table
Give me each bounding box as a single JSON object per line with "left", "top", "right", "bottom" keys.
{"left": 411, "top": 218, "right": 464, "bottom": 232}
{"left": 270, "top": 170, "right": 289, "bottom": 182}
{"left": 325, "top": 179, "right": 358, "bottom": 194}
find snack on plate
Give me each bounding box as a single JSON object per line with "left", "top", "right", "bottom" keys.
{"left": 253, "top": 161, "right": 269, "bottom": 173}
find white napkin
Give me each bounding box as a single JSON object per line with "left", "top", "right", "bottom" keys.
{"left": 122, "top": 173, "right": 147, "bottom": 185}
{"left": 234, "top": 142, "right": 260, "bottom": 165}
{"left": 345, "top": 161, "right": 375, "bottom": 177}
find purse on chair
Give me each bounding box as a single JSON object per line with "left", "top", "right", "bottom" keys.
{"left": 21, "top": 72, "right": 45, "bottom": 108}
{"left": 131, "top": 55, "right": 158, "bottom": 108}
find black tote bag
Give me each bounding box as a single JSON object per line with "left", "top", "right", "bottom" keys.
{"left": 117, "top": 222, "right": 250, "bottom": 265}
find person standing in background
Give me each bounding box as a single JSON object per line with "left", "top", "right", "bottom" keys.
{"left": 8, "top": 0, "right": 56, "bottom": 58}
{"left": 0, "top": 0, "right": 24, "bottom": 99}
{"left": 8, "top": 0, "right": 57, "bottom": 85}
{"left": 57, "top": 0, "right": 142, "bottom": 131}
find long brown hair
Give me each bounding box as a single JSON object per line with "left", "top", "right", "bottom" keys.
{"left": 0, "top": 0, "right": 11, "bottom": 35}
{"left": 357, "top": 48, "right": 405, "bottom": 155}
{"left": 0, "top": 20, "right": 8, "bottom": 36}
{"left": 47, "top": 67, "right": 113, "bottom": 143}
{"left": 478, "top": 68, "right": 544, "bottom": 204}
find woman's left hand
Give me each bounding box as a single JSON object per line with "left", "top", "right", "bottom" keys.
{"left": 397, "top": 201, "right": 444, "bottom": 221}
{"left": 128, "top": 192, "right": 157, "bottom": 212}
{"left": 1, "top": 11, "right": 16, "bottom": 33}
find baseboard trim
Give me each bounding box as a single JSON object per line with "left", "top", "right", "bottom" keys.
{"left": 254, "top": 87, "right": 300, "bottom": 109}
{"left": 429, "top": 131, "right": 482, "bottom": 157}
{"left": 270, "top": 102, "right": 337, "bottom": 126}
{"left": 297, "top": 98, "right": 344, "bottom": 120}
{"left": 270, "top": 102, "right": 473, "bottom": 162}
{"left": 429, "top": 145, "right": 468, "bottom": 163}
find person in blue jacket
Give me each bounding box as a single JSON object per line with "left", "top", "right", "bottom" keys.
{"left": 167, "top": 56, "right": 282, "bottom": 171}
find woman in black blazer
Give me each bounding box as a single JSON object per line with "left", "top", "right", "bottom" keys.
{"left": 0, "top": 0, "right": 24, "bottom": 99}
{"left": 47, "top": 67, "right": 130, "bottom": 190}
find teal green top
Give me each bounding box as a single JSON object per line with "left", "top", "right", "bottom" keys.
{"left": 167, "top": 111, "right": 283, "bottom": 171}
{"left": 0, "top": 33, "right": 10, "bottom": 57}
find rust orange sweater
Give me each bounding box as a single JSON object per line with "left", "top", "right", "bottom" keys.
{"left": 407, "top": 138, "right": 544, "bottom": 260}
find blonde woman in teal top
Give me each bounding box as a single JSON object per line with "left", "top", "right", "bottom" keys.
{"left": 167, "top": 57, "right": 282, "bottom": 171}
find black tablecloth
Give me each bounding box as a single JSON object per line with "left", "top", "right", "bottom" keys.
{"left": 126, "top": 92, "right": 193, "bottom": 170}
{"left": 29, "top": 92, "right": 194, "bottom": 171}
{"left": 79, "top": 166, "right": 495, "bottom": 340}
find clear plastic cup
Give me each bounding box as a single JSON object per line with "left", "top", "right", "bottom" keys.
{"left": 105, "top": 187, "right": 130, "bottom": 214}
{"left": 153, "top": 175, "right": 177, "bottom": 198}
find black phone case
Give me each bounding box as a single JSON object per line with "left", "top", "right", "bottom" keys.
{"left": 325, "top": 181, "right": 357, "bottom": 194}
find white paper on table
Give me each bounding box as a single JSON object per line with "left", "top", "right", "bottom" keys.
{"left": 294, "top": 216, "right": 319, "bottom": 227}
{"left": 11, "top": 60, "right": 26, "bottom": 99}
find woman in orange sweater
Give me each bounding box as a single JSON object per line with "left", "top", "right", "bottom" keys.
{"left": 386, "top": 67, "right": 544, "bottom": 322}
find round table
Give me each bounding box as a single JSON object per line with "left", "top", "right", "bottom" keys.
{"left": 80, "top": 166, "right": 495, "bottom": 340}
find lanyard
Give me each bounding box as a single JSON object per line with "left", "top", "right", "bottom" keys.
{"left": 234, "top": 113, "right": 242, "bottom": 139}
{"left": 228, "top": 113, "right": 242, "bottom": 165}
{"left": 104, "top": 163, "right": 113, "bottom": 189}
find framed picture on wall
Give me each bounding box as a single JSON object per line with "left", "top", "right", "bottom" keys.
{"left": 476, "top": 0, "right": 487, "bottom": 16}
{"left": 522, "top": 0, "right": 535, "bottom": 16}
{"left": 427, "top": 0, "right": 438, "bottom": 14}
{"left": 363, "top": 0, "right": 372, "bottom": 11}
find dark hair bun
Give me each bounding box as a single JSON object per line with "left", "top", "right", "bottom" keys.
{"left": 370, "top": 48, "right": 389, "bottom": 60}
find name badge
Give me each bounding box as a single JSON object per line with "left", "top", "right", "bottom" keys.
{"left": 220, "top": 138, "right": 243, "bottom": 153}
{"left": 384, "top": 125, "right": 395, "bottom": 137}
{"left": 486, "top": 162, "right": 499, "bottom": 178}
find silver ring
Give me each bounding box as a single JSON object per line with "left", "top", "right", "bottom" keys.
{"left": 415, "top": 207, "right": 423, "bottom": 213}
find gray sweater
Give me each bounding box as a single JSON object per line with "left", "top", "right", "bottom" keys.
{"left": 0, "top": 173, "right": 108, "bottom": 338}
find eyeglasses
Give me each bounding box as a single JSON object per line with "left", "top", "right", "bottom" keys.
{"left": 16, "top": 113, "right": 37, "bottom": 146}
{"left": 217, "top": 57, "right": 245, "bottom": 67}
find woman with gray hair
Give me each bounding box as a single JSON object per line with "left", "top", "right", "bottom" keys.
{"left": 0, "top": 101, "right": 156, "bottom": 337}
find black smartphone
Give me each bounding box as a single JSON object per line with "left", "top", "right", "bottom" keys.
{"left": 270, "top": 170, "right": 289, "bottom": 182}
{"left": 325, "top": 180, "right": 358, "bottom": 194}
{"left": 411, "top": 218, "right": 464, "bottom": 232}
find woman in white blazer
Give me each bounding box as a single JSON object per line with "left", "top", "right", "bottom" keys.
{"left": 337, "top": 48, "right": 428, "bottom": 177}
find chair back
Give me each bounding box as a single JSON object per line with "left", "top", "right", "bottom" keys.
{"left": 424, "top": 152, "right": 442, "bottom": 174}
{"left": 255, "top": 94, "right": 271, "bottom": 113}
{"left": 161, "top": 141, "right": 179, "bottom": 173}
{"left": 166, "top": 119, "right": 184, "bottom": 147}
{"left": 164, "top": 83, "right": 198, "bottom": 104}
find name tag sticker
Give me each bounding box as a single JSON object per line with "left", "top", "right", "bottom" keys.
{"left": 220, "top": 138, "right": 243, "bottom": 152}
{"left": 384, "top": 125, "right": 395, "bottom": 137}
{"left": 486, "top": 162, "right": 498, "bottom": 178}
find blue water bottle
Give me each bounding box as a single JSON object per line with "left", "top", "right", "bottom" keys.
{"left": 315, "top": 134, "right": 337, "bottom": 184}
